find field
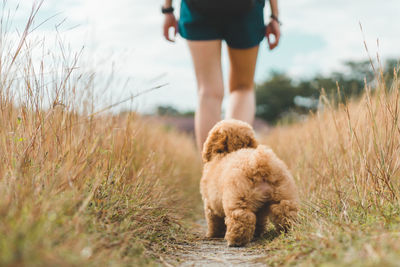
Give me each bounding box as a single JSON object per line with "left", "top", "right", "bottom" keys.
{"left": 259, "top": 74, "right": 400, "bottom": 266}
{"left": 0, "top": 5, "right": 203, "bottom": 265}
{"left": 1, "top": 3, "right": 400, "bottom": 266}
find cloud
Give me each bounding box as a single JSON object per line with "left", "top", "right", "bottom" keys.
{"left": 279, "top": 0, "right": 400, "bottom": 76}
{"left": 6, "top": 0, "right": 400, "bottom": 112}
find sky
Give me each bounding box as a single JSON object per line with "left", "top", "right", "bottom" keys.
{"left": 6, "top": 0, "right": 400, "bottom": 113}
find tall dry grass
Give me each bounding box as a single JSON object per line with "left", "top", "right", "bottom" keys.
{"left": 0, "top": 2, "right": 201, "bottom": 266}
{"left": 262, "top": 63, "right": 400, "bottom": 265}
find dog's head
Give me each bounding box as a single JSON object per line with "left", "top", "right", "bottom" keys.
{"left": 202, "top": 119, "right": 258, "bottom": 163}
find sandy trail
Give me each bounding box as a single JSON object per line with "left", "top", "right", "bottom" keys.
{"left": 165, "top": 220, "right": 271, "bottom": 267}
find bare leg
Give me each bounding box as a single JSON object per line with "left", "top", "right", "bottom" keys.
{"left": 226, "top": 45, "right": 259, "bottom": 125}
{"left": 187, "top": 40, "right": 224, "bottom": 151}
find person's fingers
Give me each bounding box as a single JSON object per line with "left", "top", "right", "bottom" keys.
{"left": 270, "top": 41, "right": 277, "bottom": 50}
{"left": 269, "top": 27, "right": 281, "bottom": 50}
{"left": 163, "top": 15, "right": 177, "bottom": 42}
{"left": 265, "top": 21, "right": 281, "bottom": 50}
{"left": 163, "top": 27, "right": 169, "bottom": 41}
{"left": 271, "top": 34, "right": 277, "bottom": 47}
{"left": 174, "top": 21, "right": 178, "bottom": 38}
{"left": 270, "top": 34, "right": 278, "bottom": 50}
{"left": 266, "top": 25, "right": 272, "bottom": 49}
{"left": 163, "top": 21, "right": 170, "bottom": 41}
{"left": 276, "top": 30, "right": 281, "bottom": 42}
{"left": 164, "top": 25, "right": 174, "bottom": 42}
{"left": 274, "top": 29, "right": 281, "bottom": 46}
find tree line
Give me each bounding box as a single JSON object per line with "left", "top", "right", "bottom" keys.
{"left": 256, "top": 59, "right": 398, "bottom": 123}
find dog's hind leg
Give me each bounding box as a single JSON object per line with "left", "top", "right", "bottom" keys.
{"left": 205, "top": 206, "right": 226, "bottom": 238}
{"left": 224, "top": 208, "right": 256, "bottom": 247}
{"left": 268, "top": 200, "right": 298, "bottom": 232}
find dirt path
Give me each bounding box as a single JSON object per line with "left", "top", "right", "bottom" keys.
{"left": 164, "top": 220, "right": 270, "bottom": 267}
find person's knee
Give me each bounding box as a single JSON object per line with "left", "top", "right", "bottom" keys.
{"left": 198, "top": 86, "right": 224, "bottom": 103}
{"left": 229, "top": 80, "right": 254, "bottom": 93}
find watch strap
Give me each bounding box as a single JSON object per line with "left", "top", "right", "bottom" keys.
{"left": 162, "top": 6, "right": 174, "bottom": 14}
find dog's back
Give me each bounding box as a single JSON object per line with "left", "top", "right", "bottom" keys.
{"left": 200, "top": 120, "right": 299, "bottom": 246}
{"left": 201, "top": 120, "right": 271, "bottom": 214}
{"left": 201, "top": 119, "right": 259, "bottom": 217}
{"left": 202, "top": 145, "right": 297, "bottom": 214}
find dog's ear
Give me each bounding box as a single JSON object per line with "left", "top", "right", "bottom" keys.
{"left": 202, "top": 128, "right": 228, "bottom": 163}
{"left": 227, "top": 132, "right": 257, "bottom": 153}
{"left": 202, "top": 120, "right": 259, "bottom": 163}
{"left": 248, "top": 135, "right": 258, "bottom": 149}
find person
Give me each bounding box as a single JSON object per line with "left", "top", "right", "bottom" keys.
{"left": 162, "top": 0, "right": 281, "bottom": 150}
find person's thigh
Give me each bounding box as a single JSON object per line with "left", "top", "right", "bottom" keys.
{"left": 224, "top": 0, "right": 265, "bottom": 49}
{"left": 187, "top": 40, "right": 224, "bottom": 97}
{"left": 227, "top": 45, "right": 259, "bottom": 92}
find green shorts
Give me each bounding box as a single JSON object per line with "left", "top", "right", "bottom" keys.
{"left": 178, "top": 0, "right": 266, "bottom": 49}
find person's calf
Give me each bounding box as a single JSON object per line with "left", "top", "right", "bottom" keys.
{"left": 226, "top": 89, "right": 255, "bottom": 125}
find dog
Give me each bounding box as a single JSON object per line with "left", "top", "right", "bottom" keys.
{"left": 200, "top": 119, "right": 299, "bottom": 247}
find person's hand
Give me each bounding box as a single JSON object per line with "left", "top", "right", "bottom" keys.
{"left": 266, "top": 19, "right": 281, "bottom": 50}
{"left": 163, "top": 13, "right": 178, "bottom": 42}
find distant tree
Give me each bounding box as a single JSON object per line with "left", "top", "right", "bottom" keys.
{"left": 384, "top": 59, "right": 399, "bottom": 87}
{"left": 181, "top": 110, "right": 195, "bottom": 117}
{"left": 255, "top": 58, "right": 397, "bottom": 124}
{"left": 156, "top": 105, "right": 195, "bottom": 117}
{"left": 342, "top": 60, "right": 374, "bottom": 83}
{"left": 156, "top": 105, "right": 179, "bottom": 116}
{"left": 256, "top": 72, "right": 299, "bottom": 122}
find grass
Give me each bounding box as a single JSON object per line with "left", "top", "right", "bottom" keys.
{"left": 0, "top": 2, "right": 201, "bottom": 266}
{"left": 2, "top": 2, "right": 400, "bottom": 266}
{"left": 0, "top": 109, "right": 202, "bottom": 266}
{"left": 259, "top": 64, "right": 400, "bottom": 266}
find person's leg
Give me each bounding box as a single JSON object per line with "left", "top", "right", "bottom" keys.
{"left": 226, "top": 45, "right": 259, "bottom": 125}
{"left": 187, "top": 40, "right": 224, "bottom": 151}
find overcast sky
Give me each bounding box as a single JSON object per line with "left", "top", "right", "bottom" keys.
{"left": 8, "top": 0, "right": 400, "bottom": 113}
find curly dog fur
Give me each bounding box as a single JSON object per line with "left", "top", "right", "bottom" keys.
{"left": 200, "top": 119, "right": 299, "bottom": 247}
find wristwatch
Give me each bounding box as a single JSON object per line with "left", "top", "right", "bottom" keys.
{"left": 270, "top": 14, "right": 282, "bottom": 25}
{"left": 161, "top": 6, "right": 174, "bottom": 14}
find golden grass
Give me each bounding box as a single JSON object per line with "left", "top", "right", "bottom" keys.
{"left": 0, "top": 108, "right": 202, "bottom": 266}
{"left": 0, "top": 2, "right": 201, "bottom": 266}
{"left": 0, "top": 109, "right": 203, "bottom": 265}
{"left": 261, "top": 69, "right": 400, "bottom": 266}
{"left": 2, "top": 2, "right": 400, "bottom": 266}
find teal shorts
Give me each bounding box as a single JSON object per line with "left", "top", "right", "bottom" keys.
{"left": 178, "top": 0, "right": 266, "bottom": 49}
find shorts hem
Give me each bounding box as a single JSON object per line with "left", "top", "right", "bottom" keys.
{"left": 178, "top": 23, "right": 221, "bottom": 41}
{"left": 226, "top": 35, "right": 265, "bottom": 49}
{"left": 179, "top": 35, "right": 222, "bottom": 42}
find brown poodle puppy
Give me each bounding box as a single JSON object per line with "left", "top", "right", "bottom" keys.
{"left": 200, "top": 119, "right": 299, "bottom": 247}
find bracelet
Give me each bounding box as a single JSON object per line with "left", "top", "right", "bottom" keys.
{"left": 161, "top": 6, "right": 174, "bottom": 14}
{"left": 270, "top": 14, "right": 282, "bottom": 25}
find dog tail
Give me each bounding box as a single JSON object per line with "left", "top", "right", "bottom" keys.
{"left": 251, "top": 145, "right": 299, "bottom": 203}
{"left": 202, "top": 119, "right": 258, "bottom": 163}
